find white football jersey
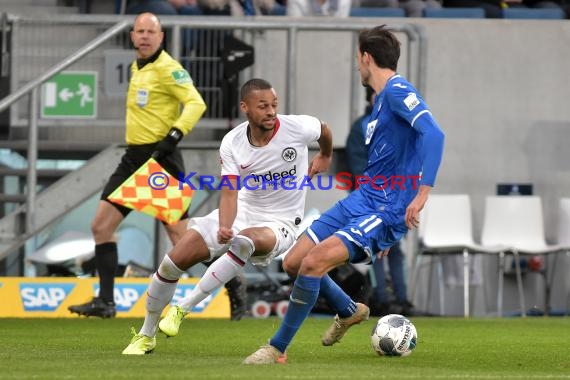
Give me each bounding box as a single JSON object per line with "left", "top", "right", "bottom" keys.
{"left": 220, "top": 114, "right": 321, "bottom": 229}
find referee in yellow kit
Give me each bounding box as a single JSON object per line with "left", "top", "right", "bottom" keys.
{"left": 68, "top": 12, "right": 206, "bottom": 318}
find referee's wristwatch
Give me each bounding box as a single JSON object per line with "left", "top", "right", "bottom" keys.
{"left": 167, "top": 128, "right": 183, "bottom": 142}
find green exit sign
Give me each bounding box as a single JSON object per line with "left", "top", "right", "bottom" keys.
{"left": 41, "top": 71, "right": 97, "bottom": 118}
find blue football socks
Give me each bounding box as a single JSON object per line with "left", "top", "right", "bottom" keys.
{"left": 319, "top": 274, "right": 357, "bottom": 318}
{"left": 269, "top": 275, "right": 320, "bottom": 353}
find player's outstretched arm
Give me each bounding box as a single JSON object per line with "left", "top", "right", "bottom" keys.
{"left": 308, "top": 121, "right": 333, "bottom": 178}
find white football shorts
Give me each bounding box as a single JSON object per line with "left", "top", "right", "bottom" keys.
{"left": 188, "top": 208, "right": 297, "bottom": 266}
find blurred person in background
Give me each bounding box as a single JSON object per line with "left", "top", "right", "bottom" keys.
{"left": 355, "top": 0, "right": 442, "bottom": 17}
{"left": 287, "top": 0, "right": 352, "bottom": 17}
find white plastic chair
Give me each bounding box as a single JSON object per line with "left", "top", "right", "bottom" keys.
{"left": 558, "top": 198, "right": 570, "bottom": 246}
{"left": 481, "top": 196, "right": 568, "bottom": 317}
{"left": 557, "top": 198, "right": 570, "bottom": 314}
{"left": 411, "top": 194, "right": 503, "bottom": 317}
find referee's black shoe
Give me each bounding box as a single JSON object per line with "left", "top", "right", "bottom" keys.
{"left": 68, "top": 297, "right": 116, "bottom": 318}
{"left": 225, "top": 273, "right": 248, "bottom": 321}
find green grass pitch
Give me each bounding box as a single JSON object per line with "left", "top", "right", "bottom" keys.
{"left": 1, "top": 317, "right": 569, "bottom": 379}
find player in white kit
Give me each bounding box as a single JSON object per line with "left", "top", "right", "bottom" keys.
{"left": 122, "top": 78, "right": 333, "bottom": 355}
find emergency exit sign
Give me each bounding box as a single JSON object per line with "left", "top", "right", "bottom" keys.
{"left": 41, "top": 71, "right": 97, "bottom": 118}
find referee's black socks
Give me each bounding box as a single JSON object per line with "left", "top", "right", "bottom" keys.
{"left": 95, "top": 242, "right": 118, "bottom": 304}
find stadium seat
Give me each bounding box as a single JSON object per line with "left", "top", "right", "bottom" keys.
{"left": 410, "top": 194, "right": 504, "bottom": 317}
{"left": 557, "top": 198, "right": 570, "bottom": 314}
{"left": 423, "top": 7, "right": 485, "bottom": 18}
{"left": 349, "top": 7, "right": 406, "bottom": 17}
{"left": 558, "top": 198, "right": 570, "bottom": 247}
{"left": 481, "top": 196, "right": 569, "bottom": 317}
{"left": 502, "top": 8, "right": 565, "bottom": 19}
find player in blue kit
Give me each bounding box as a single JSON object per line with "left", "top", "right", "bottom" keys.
{"left": 244, "top": 25, "right": 445, "bottom": 364}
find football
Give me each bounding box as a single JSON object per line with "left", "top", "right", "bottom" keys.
{"left": 370, "top": 314, "right": 417, "bottom": 356}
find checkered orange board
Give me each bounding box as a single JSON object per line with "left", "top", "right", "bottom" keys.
{"left": 107, "top": 158, "right": 193, "bottom": 225}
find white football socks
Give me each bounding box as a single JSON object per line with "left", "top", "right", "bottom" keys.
{"left": 140, "top": 255, "right": 184, "bottom": 337}
{"left": 228, "top": 235, "right": 255, "bottom": 263}
{"left": 177, "top": 251, "right": 246, "bottom": 313}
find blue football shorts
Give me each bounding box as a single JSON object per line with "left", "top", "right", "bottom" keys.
{"left": 305, "top": 197, "right": 406, "bottom": 264}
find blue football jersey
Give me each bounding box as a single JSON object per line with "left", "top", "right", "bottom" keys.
{"left": 354, "top": 74, "right": 440, "bottom": 221}
{"left": 309, "top": 74, "right": 443, "bottom": 260}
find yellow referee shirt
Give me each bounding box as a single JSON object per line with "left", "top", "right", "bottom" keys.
{"left": 125, "top": 50, "right": 206, "bottom": 145}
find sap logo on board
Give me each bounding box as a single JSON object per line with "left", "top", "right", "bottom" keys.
{"left": 20, "top": 283, "right": 76, "bottom": 311}
{"left": 93, "top": 284, "right": 148, "bottom": 312}
{"left": 171, "top": 284, "right": 219, "bottom": 313}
